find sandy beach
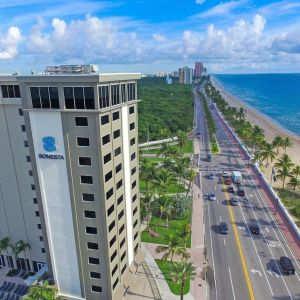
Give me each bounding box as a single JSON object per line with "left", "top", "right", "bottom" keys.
{"left": 211, "top": 76, "right": 300, "bottom": 188}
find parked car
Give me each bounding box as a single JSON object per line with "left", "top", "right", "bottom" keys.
{"left": 249, "top": 224, "right": 260, "bottom": 234}
{"left": 225, "top": 177, "right": 232, "bottom": 185}
{"left": 220, "top": 222, "right": 229, "bottom": 234}
{"left": 231, "top": 197, "right": 239, "bottom": 206}
{"left": 209, "top": 173, "right": 215, "bottom": 179}
{"left": 237, "top": 187, "right": 245, "bottom": 196}
{"left": 209, "top": 193, "right": 216, "bottom": 201}
{"left": 227, "top": 186, "right": 234, "bottom": 193}
{"left": 279, "top": 256, "right": 295, "bottom": 275}
{"left": 207, "top": 154, "right": 212, "bottom": 162}
{"left": 222, "top": 171, "right": 230, "bottom": 177}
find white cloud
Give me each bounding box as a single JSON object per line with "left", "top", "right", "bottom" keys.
{"left": 0, "top": 26, "right": 22, "bottom": 59}
{"left": 195, "top": 0, "right": 205, "bottom": 4}
{"left": 152, "top": 33, "right": 167, "bottom": 42}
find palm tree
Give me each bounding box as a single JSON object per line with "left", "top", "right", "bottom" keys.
{"left": 16, "top": 240, "right": 31, "bottom": 270}
{"left": 174, "top": 157, "right": 190, "bottom": 192}
{"left": 180, "top": 224, "right": 191, "bottom": 248}
{"left": 276, "top": 166, "right": 293, "bottom": 188}
{"left": 287, "top": 177, "right": 300, "bottom": 191}
{"left": 272, "top": 135, "right": 284, "bottom": 155}
{"left": 140, "top": 158, "right": 156, "bottom": 190}
{"left": 155, "top": 234, "right": 188, "bottom": 262}
{"left": 185, "top": 169, "right": 197, "bottom": 196}
{"left": 259, "top": 143, "right": 277, "bottom": 166}
{"left": 282, "top": 137, "right": 293, "bottom": 153}
{"left": 292, "top": 165, "right": 300, "bottom": 179}
{"left": 153, "top": 169, "right": 174, "bottom": 196}
{"left": 170, "top": 262, "right": 197, "bottom": 300}
{"left": 275, "top": 153, "right": 294, "bottom": 169}
{"left": 176, "top": 130, "right": 188, "bottom": 152}
{"left": 0, "top": 237, "right": 11, "bottom": 268}
{"left": 236, "top": 107, "right": 246, "bottom": 121}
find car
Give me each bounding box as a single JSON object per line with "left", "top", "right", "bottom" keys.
{"left": 227, "top": 186, "right": 234, "bottom": 193}
{"left": 237, "top": 188, "right": 245, "bottom": 196}
{"left": 249, "top": 224, "right": 260, "bottom": 234}
{"left": 220, "top": 222, "right": 229, "bottom": 234}
{"left": 209, "top": 173, "right": 215, "bottom": 179}
{"left": 209, "top": 194, "right": 216, "bottom": 201}
{"left": 225, "top": 177, "right": 232, "bottom": 185}
{"left": 279, "top": 257, "right": 295, "bottom": 275}
{"left": 222, "top": 171, "right": 230, "bottom": 177}
{"left": 197, "top": 131, "right": 201, "bottom": 135}
{"left": 207, "top": 154, "right": 212, "bottom": 162}
{"left": 231, "top": 197, "right": 239, "bottom": 206}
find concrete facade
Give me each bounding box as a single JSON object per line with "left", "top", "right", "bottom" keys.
{"left": 0, "top": 73, "right": 142, "bottom": 300}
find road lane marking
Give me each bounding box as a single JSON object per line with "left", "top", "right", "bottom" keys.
{"left": 228, "top": 267, "right": 236, "bottom": 300}
{"left": 224, "top": 238, "right": 226, "bottom": 246}
{"left": 267, "top": 269, "right": 279, "bottom": 278}
{"left": 219, "top": 216, "right": 222, "bottom": 222}
{"left": 222, "top": 180, "right": 255, "bottom": 300}
{"left": 251, "top": 269, "right": 262, "bottom": 277}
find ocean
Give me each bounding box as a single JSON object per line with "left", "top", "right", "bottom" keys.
{"left": 214, "top": 74, "right": 300, "bottom": 137}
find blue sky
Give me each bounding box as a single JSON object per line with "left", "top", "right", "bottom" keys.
{"left": 0, "top": 0, "right": 300, "bottom": 74}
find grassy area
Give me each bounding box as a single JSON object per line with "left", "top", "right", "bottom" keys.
{"left": 141, "top": 215, "right": 191, "bottom": 247}
{"left": 139, "top": 179, "right": 186, "bottom": 194}
{"left": 180, "top": 139, "right": 193, "bottom": 154}
{"left": 211, "top": 140, "right": 220, "bottom": 154}
{"left": 274, "top": 188, "right": 300, "bottom": 227}
{"left": 140, "top": 148, "right": 161, "bottom": 154}
{"left": 155, "top": 260, "right": 190, "bottom": 295}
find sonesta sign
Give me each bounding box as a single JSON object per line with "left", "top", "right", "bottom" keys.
{"left": 39, "top": 136, "right": 64, "bottom": 160}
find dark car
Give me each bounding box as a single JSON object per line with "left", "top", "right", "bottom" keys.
{"left": 225, "top": 177, "right": 232, "bottom": 185}
{"left": 249, "top": 224, "right": 260, "bottom": 234}
{"left": 237, "top": 188, "right": 245, "bottom": 196}
{"left": 220, "top": 222, "right": 229, "bottom": 234}
{"left": 227, "top": 186, "right": 234, "bottom": 193}
{"left": 207, "top": 154, "right": 212, "bottom": 162}
{"left": 279, "top": 257, "right": 295, "bottom": 275}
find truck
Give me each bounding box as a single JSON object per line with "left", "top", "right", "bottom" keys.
{"left": 232, "top": 171, "right": 242, "bottom": 184}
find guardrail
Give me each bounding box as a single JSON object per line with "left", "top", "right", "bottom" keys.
{"left": 213, "top": 103, "right": 300, "bottom": 242}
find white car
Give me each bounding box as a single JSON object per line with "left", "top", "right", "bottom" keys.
{"left": 222, "top": 171, "right": 230, "bottom": 177}
{"left": 209, "top": 194, "right": 216, "bottom": 201}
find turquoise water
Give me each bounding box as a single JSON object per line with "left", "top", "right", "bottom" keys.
{"left": 214, "top": 74, "right": 300, "bottom": 137}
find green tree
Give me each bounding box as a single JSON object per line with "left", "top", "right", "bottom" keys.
{"left": 287, "top": 177, "right": 300, "bottom": 191}
{"left": 154, "top": 169, "right": 174, "bottom": 196}
{"left": 259, "top": 143, "right": 277, "bottom": 165}
{"left": 292, "top": 165, "right": 300, "bottom": 179}
{"left": 170, "top": 262, "right": 197, "bottom": 300}
{"left": 236, "top": 107, "right": 246, "bottom": 121}
{"left": 176, "top": 130, "right": 188, "bottom": 152}
{"left": 140, "top": 158, "right": 156, "bottom": 190}
{"left": 185, "top": 169, "right": 197, "bottom": 196}
{"left": 180, "top": 224, "right": 191, "bottom": 248}
{"left": 25, "top": 281, "right": 61, "bottom": 300}
{"left": 282, "top": 137, "right": 293, "bottom": 153}
{"left": 16, "top": 240, "right": 31, "bottom": 270}
{"left": 272, "top": 135, "right": 284, "bottom": 155}
{"left": 0, "top": 237, "right": 11, "bottom": 268}
{"left": 276, "top": 166, "right": 293, "bottom": 188}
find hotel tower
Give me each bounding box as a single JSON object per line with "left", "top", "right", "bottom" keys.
{"left": 0, "top": 66, "right": 142, "bottom": 300}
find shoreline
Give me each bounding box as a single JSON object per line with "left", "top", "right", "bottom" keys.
{"left": 210, "top": 76, "right": 300, "bottom": 187}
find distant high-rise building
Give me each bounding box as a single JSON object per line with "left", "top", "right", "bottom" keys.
{"left": 171, "top": 71, "right": 179, "bottom": 78}
{"left": 0, "top": 71, "right": 142, "bottom": 300}
{"left": 166, "top": 76, "right": 172, "bottom": 84}
{"left": 156, "top": 72, "right": 168, "bottom": 77}
{"left": 178, "top": 66, "right": 193, "bottom": 84}
{"left": 194, "top": 62, "right": 203, "bottom": 78}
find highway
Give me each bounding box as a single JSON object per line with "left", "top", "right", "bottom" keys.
{"left": 194, "top": 85, "right": 300, "bottom": 300}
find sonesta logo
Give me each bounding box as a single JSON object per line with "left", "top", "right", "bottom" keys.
{"left": 39, "top": 136, "right": 64, "bottom": 160}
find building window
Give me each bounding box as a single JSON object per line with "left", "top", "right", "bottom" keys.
{"left": 75, "top": 117, "right": 88, "bottom": 127}
{"left": 84, "top": 210, "right": 96, "bottom": 219}
{"left": 121, "top": 83, "right": 126, "bottom": 103}
{"left": 113, "top": 129, "right": 120, "bottom": 139}
{"left": 82, "top": 193, "right": 94, "bottom": 202}
{"left": 116, "top": 163, "right": 122, "bottom": 174}
{"left": 79, "top": 157, "right": 91, "bottom": 166}
{"left": 106, "top": 188, "right": 113, "bottom": 200}
{"left": 132, "top": 194, "right": 137, "bottom": 203}
{"left": 101, "top": 115, "right": 109, "bottom": 125}
{"left": 21, "top": 125, "right": 26, "bottom": 132}
{"left": 131, "top": 152, "right": 136, "bottom": 161}
{"left": 134, "top": 232, "right": 138, "bottom": 242}
{"left": 105, "top": 171, "right": 112, "bottom": 182}
{"left": 41, "top": 248, "right": 45, "bottom": 253}
{"left": 91, "top": 286, "right": 102, "bottom": 293}
{"left": 90, "top": 272, "right": 101, "bottom": 279}
{"left": 81, "top": 175, "right": 93, "bottom": 184}
{"left": 77, "top": 137, "right": 90, "bottom": 146}
{"left": 103, "top": 153, "right": 111, "bottom": 164}
{"left": 120, "top": 237, "right": 125, "bottom": 248}
{"left": 109, "top": 236, "right": 116, "bottom": 248}
{"left": 116, "top": 180, "right": 122, "bottom": 190}
{"left": 31, "top": 184, "right": 36, "bottom": 190}
{"left": 117, "top": 195, "right": 123, "bottom": 205}
{"left": 112, "top": 264, "right": 118, "bottom": 276}
{"left": 134, "top": 219, "right": 138, "bottom": 228}
{"left": 133, "top": 207, "right": 137, "bottom": 216}
{"left": 1, "top": 85, "right": 20, "bottom": 98}
{"left": 99, "top": 85, "right": 109, "bottom": 109}
{"left": 86, "top": 227, "right": 97, "bottom": 234}
{"left": 129, "top": 106, "right": 134, "bottom": 114}
{"left": 102, "top": 134, "right": 110, "bottom": 145}
{"left": 113, "top": 278, "right": 119, "bottom": 290}
{"left": 89, "top": 257, "right": 100, "bottom": 265}
{"left": 39, "top": 236, "right": 43, "bottom": 242}
{"left": 114, "top": 147, "right": 121, "bottom": 157}
{"left": 26, "top": 156, "right": 31, "bottom": 162}
{"left": 134, "top": 244, "right": 139, "bottom": 254}
{"left": 18, "top": 109, "right": 23, "bottom": 116}
{"left": 112, "top": 111, "right": 119, "bottom": 121}
{"left": 111, "top": 85, "right": 120, "bottom": 106}
{"left": 49, "top": 87, "right": 60, "bottom": 108}
{"left": 64, "top": 87, "right": 95, "bottom": 110}
{"left": 109, "top": 220, "right": 115, "bottom": 232}
{"left": 37, "top": 224, "right": 42, "bottom": 230}
{"left": 132, "top": 180, "right": 136, "bottom": 189}
{"left": 87, "top": 242, "right": 99, "bottom": 250}
{"left": 107, "top": 204, "right": 114, "bottom": 217}
{"left": 119, "top": 224, "right": 125, "bottom": 235}
{"left": 121, "top": 251, "right": 126, "bottom": 262}
{"left": 127, "top": 83, "right": 136, "bottom": 101}
{"left": 130, "top": 138, "right": 136, "bottom": 146}
{"left": 131, "top": 167, "right": 136, "bottom": 175}
{"left": 130, "top": 122, "right": 135, "bottom": 130}
{"left": 110, "top": 250, "right": 117, "bottom": 262}
{"left": 121, "top": 264, "right": 126, "bottom": 274}
{"left": 31, "top": 87, "right": 60, "bottom": 109}
{"left": 33, "top": 198, "right": 37, "bottom": 204}
{"left": 118, "top": 210, "right": 124, "bottom": 220}
{"left": 35, "top": 211, "right": 39, "bottom": 217}
{"left": 29, "top": 170, "right": 33, "bottom": 176}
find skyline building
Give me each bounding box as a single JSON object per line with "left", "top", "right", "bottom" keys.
{"left": 0, "top": 70, "right": 142, "bottom": 300}
{"left": 179, "top": 66, "right": 193, "bottom": 84}
{"left": 194, "top": 62, "right": 204, "bottom": 78}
